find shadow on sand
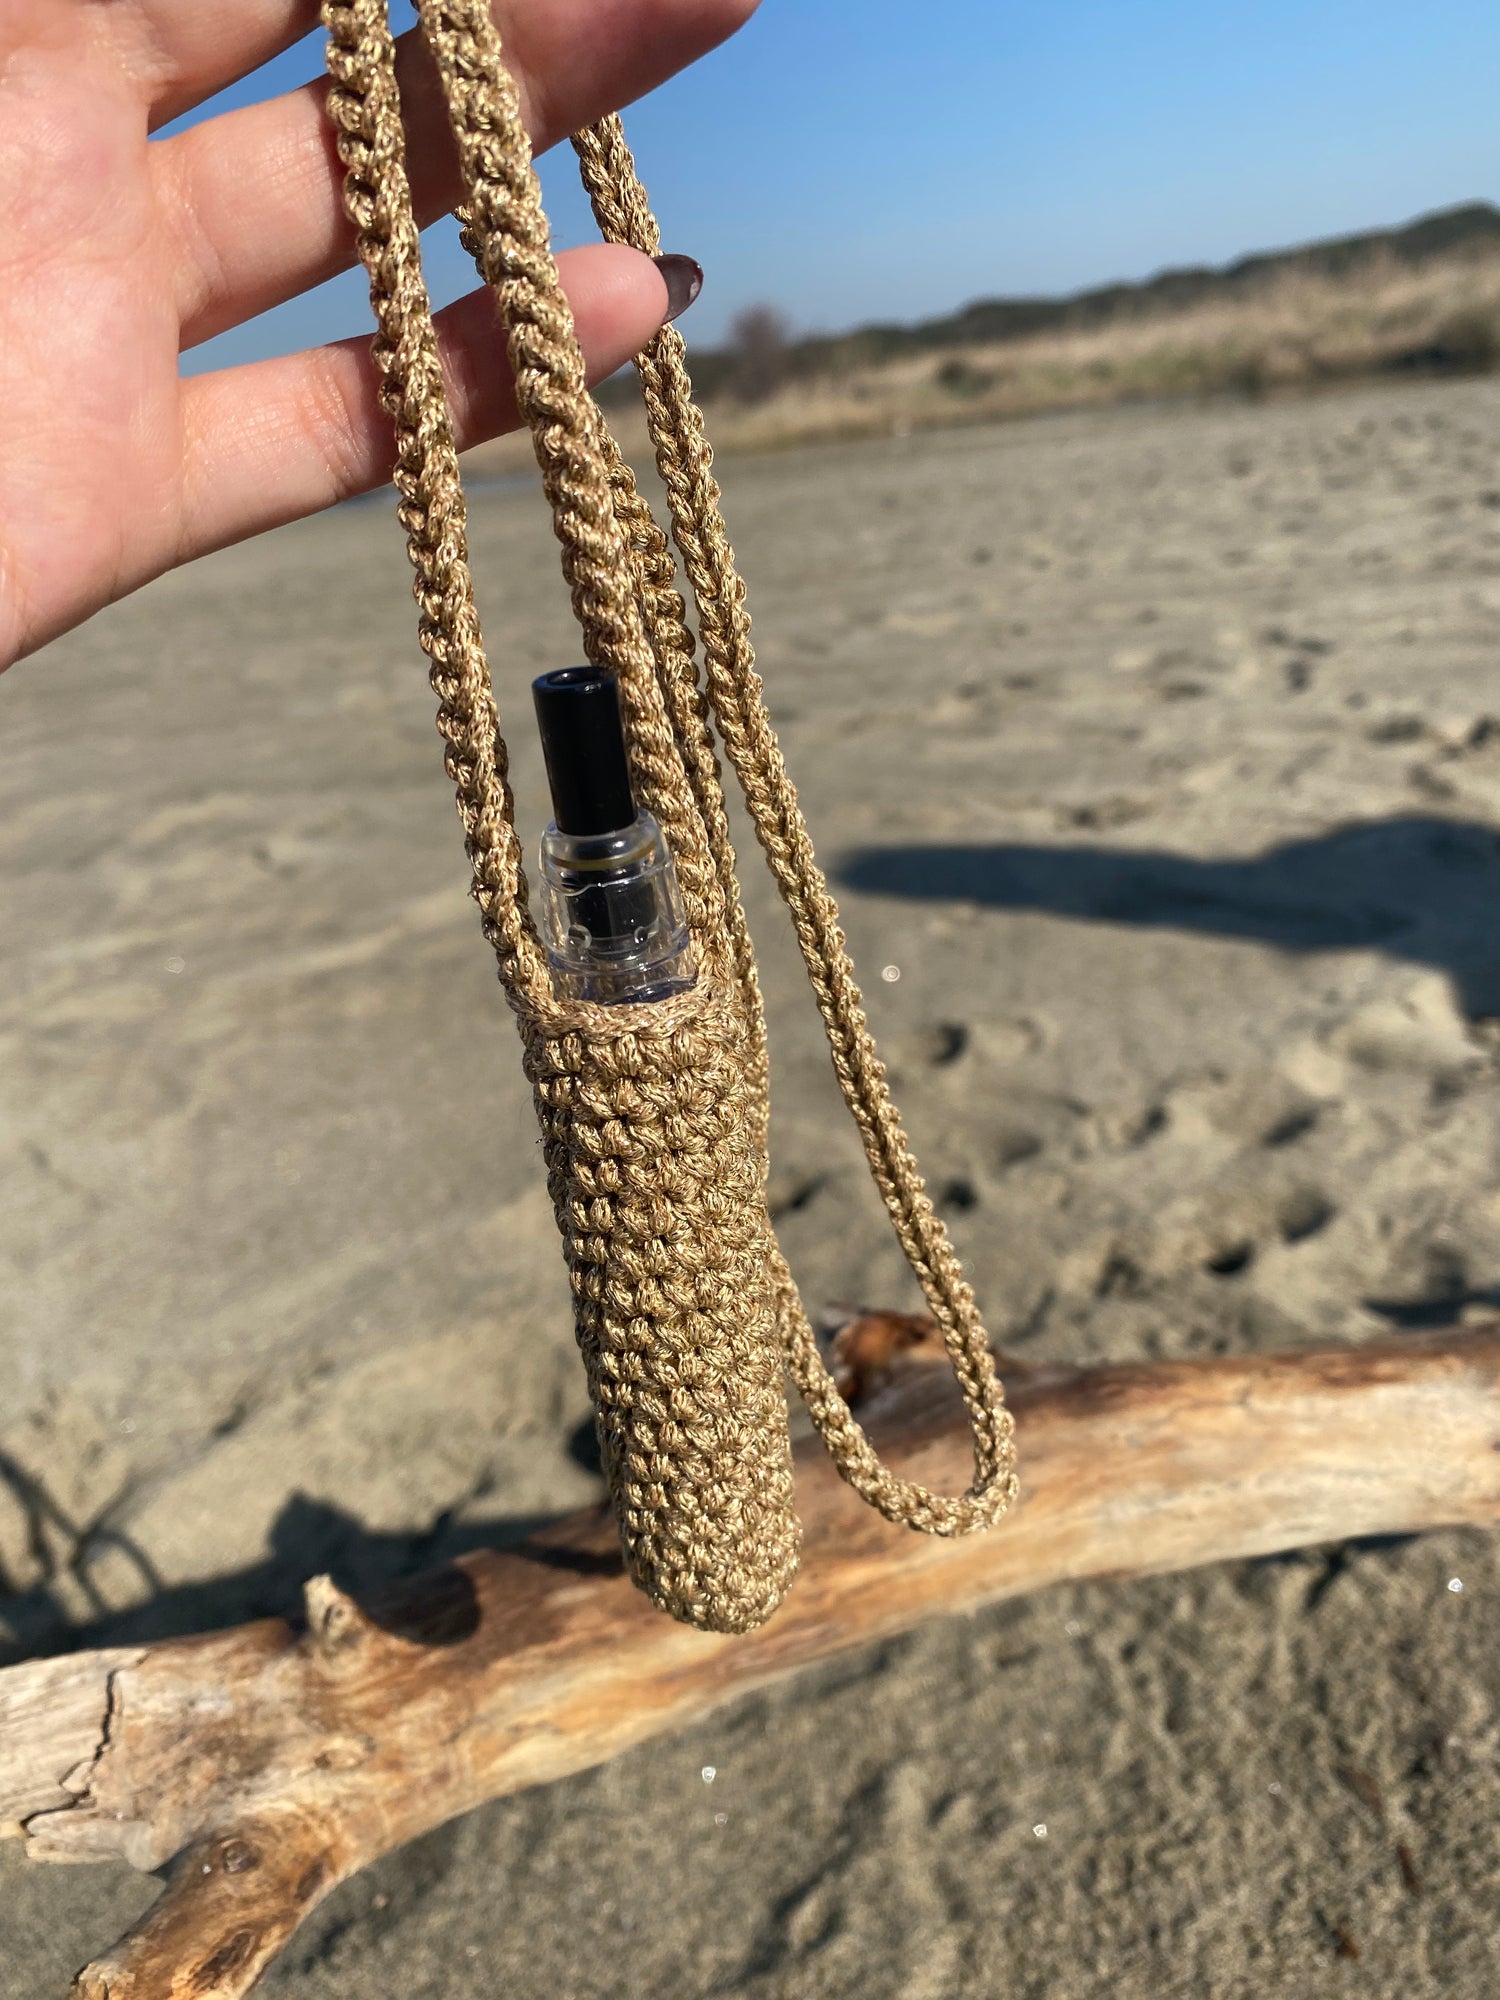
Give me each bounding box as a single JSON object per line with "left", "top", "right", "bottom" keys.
{"left": 10, "top": 817, "right": 1499, "bottom": 1667}
{"left": 839, "top": 813, "right": 1500, "bottom": 1018}
{"left": 0, "top": 1420, "right": 613, "bottom": 1668}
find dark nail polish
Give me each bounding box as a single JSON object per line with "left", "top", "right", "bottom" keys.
{"left": 653, "top": 254, "right": 704, "bottom": 323}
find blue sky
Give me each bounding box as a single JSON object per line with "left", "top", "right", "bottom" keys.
{"left": 175, "top": 0, "right": 1500, "bottom": 373}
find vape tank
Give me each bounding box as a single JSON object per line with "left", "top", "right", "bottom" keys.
{"left": 532, "top": 666, "right": 695, "bottom": 1005}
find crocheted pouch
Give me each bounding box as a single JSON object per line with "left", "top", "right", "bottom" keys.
{"left": 324, "top": 0, "right": 1018, "bottom": 1633}
{"left": 524, "top": 978, "right": 799, "bottom": 1631}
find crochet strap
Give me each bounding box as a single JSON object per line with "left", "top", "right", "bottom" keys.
{"left": 322, "top": 0, "right": 1018, "bottom": 1536}
{"left": 572, "top": 118, "right": 1016, "bottom": 1534}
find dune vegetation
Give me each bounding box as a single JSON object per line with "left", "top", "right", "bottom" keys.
{"left": 467, "top": 203, "right": 1500, "bottom": 474}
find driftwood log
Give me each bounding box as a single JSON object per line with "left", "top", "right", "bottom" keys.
{"left": 3, "top": 1322, "right": 1499, "bottom": 1999}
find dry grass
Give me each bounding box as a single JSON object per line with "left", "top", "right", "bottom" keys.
{"left": 464, "top": 248, "right": 1500, "bottom": 477}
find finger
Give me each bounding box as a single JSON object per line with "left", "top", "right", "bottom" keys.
{"left": 118, "top": 1, "right": 323, "bottom": 129}
{"left": 158, "top": 0, "right": 756, "bottom": 348}
{"left": 178, "top": 242, "right": 669, "bottom": 563}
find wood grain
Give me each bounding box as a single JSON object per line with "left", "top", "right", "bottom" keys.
{"left": 3, "top": 1328, "right": 1497, "bottom": 1998}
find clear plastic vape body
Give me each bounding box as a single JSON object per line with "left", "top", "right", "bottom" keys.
{"left": 530, "top": 665, "right": 696, "bottom": 1006}
{"left": 536, "top": 810, "right": 695, "bottom": 1005}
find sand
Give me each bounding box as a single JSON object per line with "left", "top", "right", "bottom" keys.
{"left": 3, "top": 374, "right": 1499, "bottom": 1996}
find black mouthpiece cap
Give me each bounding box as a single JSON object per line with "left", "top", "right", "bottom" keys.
{"left": 531, "top": 666, "right": 638, "bottom": 837}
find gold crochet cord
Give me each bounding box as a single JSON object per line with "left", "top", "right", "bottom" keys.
{"left": 323, "top": 0, "right": 1018, "bottom": 1633}
{"left": 526, "top": 978, "right": 799, "bottom": 1632}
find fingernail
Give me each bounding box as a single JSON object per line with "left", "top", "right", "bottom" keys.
{"left": 653, "top": 254, "right": 704, "bottom": 323}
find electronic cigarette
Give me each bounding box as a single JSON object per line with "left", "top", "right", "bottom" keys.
{"left": 531, "top": 667, "right": 695, "bottom": 1005}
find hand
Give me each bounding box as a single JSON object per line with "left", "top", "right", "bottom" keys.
{"left": 0, "top": 0, "right": 750, "bottom": 669}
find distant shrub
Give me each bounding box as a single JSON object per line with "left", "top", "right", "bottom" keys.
{"left": 934, "top": 356, "right": 996, "bottom": 397}
{"left": 726, "top": 305, "right": 796, "bottom": 402}
{"left": 1221, "top": 348, "right": 1271, "bottom": 399}
{"left": 1389, "top": 307, "right": 1500, "bottom": 375}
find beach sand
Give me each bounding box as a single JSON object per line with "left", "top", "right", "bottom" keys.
{"left": 3, "top": 375, "right": 1498, "bottom": 1996}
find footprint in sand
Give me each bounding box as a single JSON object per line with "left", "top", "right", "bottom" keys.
{"left": 1287, "top": 972, "right": 1491, "bottom": 1093}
